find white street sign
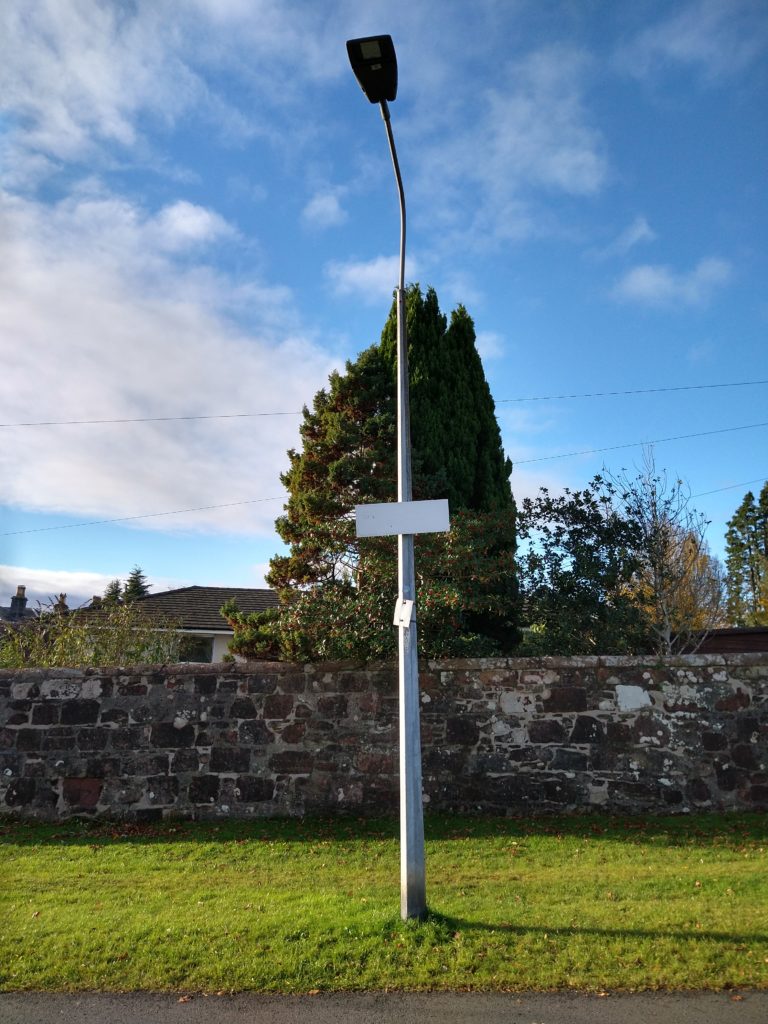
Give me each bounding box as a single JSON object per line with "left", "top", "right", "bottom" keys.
{"left": 354, "top": 498, "right": 450, "bottom": 538}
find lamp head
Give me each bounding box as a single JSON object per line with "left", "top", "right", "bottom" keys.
{"left": 346, "top": 35, "right": 397, "bottom": 103}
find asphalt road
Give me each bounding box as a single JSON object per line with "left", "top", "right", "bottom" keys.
{"left": 1, "top": 991, "right": 766, "bottom": 1024}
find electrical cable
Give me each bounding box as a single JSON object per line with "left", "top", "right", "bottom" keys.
{"left": 691, "top": 477, "right": 767, "bottom": 498}
{"left": 496, "top": 378, "right": 768, "bottom": 404}
{"left": 1, "top": 378, "right": 766, "bottom": 428}
{"left": 5, "top": 471, "right": 766, "bottom": 537}
{"left": 1, "top": 497, "right": 284, "bottom": 536}
{"left": 0, "top": 412, "right": 302, "bottom": 428}
{"left": 514, "top": 421, "right": 768, "bottom": 464}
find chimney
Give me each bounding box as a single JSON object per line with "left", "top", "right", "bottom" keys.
{"left": 9, "top": 585, "right": 28, "bottom": 619}
{"left": 54, "top": 593, "right": 69, "bottom": 614}
{"left": 91, "top": 596, "right": 102, "bottom": 608}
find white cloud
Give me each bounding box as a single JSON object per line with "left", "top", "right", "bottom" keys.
{"left": 326, "top": 255, "right": 419, "bottom": 303}
{"left": 0, "top": 564, "right": 189, "bottom": 611}
{"left": 153, "top": 201, "right": 235, "bottom": 251}
{"left": 475, "top": 331, "right": 505, "bottom": 361}
{"left": 0, "top": 1, "right": 199, "bottom": 166}
{"left": 612, "top": 257, "right": 732, "bottom": 307}
{"left": 412, "top": 45, "right": 608, "bottom": 248}
{"left": 620, "top": 0, "right": 768, "bottom": 81}
{"left": 594, "top": 216, "right": 657, "bottom": 260}
{"left": 0, "top": 188, "right": 337, "bottom": 535}
{"left": 0, "top": 3, "right": 613, "bottom": 263}
{"left": 301, "top": 190, "right": 347, "bottom": 229}
{"left": 248, "top": 562, "right": 272, "bottom": 588}
{"left": 0, "top": 0, "right": 349, "bottom": 185}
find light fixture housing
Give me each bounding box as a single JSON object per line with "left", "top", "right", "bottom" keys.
{"left": 346, "top": 35, "right": 398, "bottom": 103}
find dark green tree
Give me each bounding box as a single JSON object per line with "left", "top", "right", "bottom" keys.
{"left": 517, "top": 476, "right": 650, "bottom": 655}
{"left": 103, "top": 579, "right": 123, "bottom": 604}
{"left": 236, "top": 285, "right": 518, "bottom": 661}
{"left": 123, "top": 566, "right": 151, "bottom": 602}
{"left": 379, "top": 287, "right": 512, "bottom": 511}
{"left": 725, "top": 482, "right": 768, "bottom": 625}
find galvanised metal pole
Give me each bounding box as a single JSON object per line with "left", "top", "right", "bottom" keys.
{"left": 380, "top": 97, "right": 426, "bottom": 920}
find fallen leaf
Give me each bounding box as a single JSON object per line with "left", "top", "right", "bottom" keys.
{"left": 308, "top": 988, "right": 321, "bottom": 996}
{"left": 178, "top": 995, "right": 192, "bottom": 1003}
{"left": 731, "top": 995, "right": 745, "bottom": 1002}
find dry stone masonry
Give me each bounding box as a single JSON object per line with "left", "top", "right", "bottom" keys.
{"left": 1, "top": 655, "right": 766, "bottom": 821}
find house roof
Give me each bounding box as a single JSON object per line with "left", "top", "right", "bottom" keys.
{"left": 696, "top": 626, "right": 768, "bottom": 654}
{"left": 136, "top": 586, "right": 278, "bottom": 632}
{"left": 0, "top": 606, "right": 37, "bottom": 623}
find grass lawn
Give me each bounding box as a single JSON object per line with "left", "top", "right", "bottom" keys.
{"left": 1, "top": 813, "right": 766, "bottom": 993}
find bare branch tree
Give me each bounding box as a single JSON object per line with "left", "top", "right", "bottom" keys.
{"left": 610, "top": 448, "right": 725, "bottom": 655}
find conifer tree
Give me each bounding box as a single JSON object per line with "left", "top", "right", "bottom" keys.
{"left": 251, "top": 285, "right": 518, "bottom": 661}
{"left": 379, "top": 287, "right": 512, "bottom": 511}
{"left": 103, "top": 579, "right": 123, "bottom": 604}
{"left": 123, "top": 566, "right": 151, "bottom": 602}
{"left": 725, "top": 482, "right": 768, "bottom": 625}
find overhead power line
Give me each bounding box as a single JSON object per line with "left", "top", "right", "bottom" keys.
{"left": 514, "top": 420, "right": 768, "bottom": 464}
{"left": 1, "top": 497, "right": 284, "bottom": 536}
{"left": 5, "top": 470, "right": 767, "bottom": 539}
{"left": 1, "top": 378, "right": 766, "bottom": 428}
{"left": 496, "top": 378, "right": 768, "bottom": 404}
{"left": 0, "top": 411, "right": 302, "bottom": 428}
{"left": 691, "top": 477, "right": 767, "bottom": 498}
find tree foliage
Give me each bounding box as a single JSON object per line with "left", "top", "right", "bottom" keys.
{"left": 379, "top": 288, "right": 512, "bottom": 511}
{"left": 0, "top": 602, "right": 180, "bottom": 668}
{"left": 123, "top": 566, "right": 151, "bottom": 602}
{"left": 610, "top": 454, "right": 725, "bottom": 653}
{"left": 724, "top": 481, "right": 768, "bottom": 626}
{"left": 517, "top": 454, "right": 725, "bottom": 656}
{"left": 233, "top": 285, "right": 518, "bottom": 662}
{"left": 517, "top": 477, "right": 649, "bottom": 655}
{"left": 103, "top": 579, "right": 123, "bottom": 604}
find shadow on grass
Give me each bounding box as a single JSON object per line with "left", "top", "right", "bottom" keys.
{"left": 422, "top": 909, "right": 768, "bottom": 949}
{"left": 2, "top": 812, "right": 767, "bottom": 849}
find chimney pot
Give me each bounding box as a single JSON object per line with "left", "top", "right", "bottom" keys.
{"left": 9, "top": 585, "right": 29, "bottom": 618}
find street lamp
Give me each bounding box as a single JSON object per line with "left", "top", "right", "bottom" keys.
{"left": 347, "top": 34, "right": 427, "bottom": 921}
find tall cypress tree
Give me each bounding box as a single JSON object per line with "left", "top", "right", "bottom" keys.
{"left": 258, "top": 285, "right": 518, "bottom": 661}
{"left": 379, "top": 286, "right": 512, "bottom": 511}
{"left": 724, "top": 482, "right": 768, "bottom": 625}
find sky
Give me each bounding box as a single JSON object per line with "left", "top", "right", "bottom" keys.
{"left": 1, "top": 0, "right": 766, "bottom": 609}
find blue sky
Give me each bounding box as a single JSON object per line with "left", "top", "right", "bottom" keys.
{"left": 1, "top": 0, "right": 766, "bottom": 608}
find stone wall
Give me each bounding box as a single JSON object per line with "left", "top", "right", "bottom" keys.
{"left": 1, "top": 655, "right": 766, "bottom": 820}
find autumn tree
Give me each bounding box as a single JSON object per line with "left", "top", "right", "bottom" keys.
{"left": 610, "top": 452, "right": 725, "bottom": 654}
{"left": 233, "top": 285, "right": 519, "bottom": 661}
{"left": 724, "top": 482, "right": 768, "bottom": 625}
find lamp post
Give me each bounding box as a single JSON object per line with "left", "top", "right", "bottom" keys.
{"left": 347, "top": 34, "right": 427, "bottom": 920}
